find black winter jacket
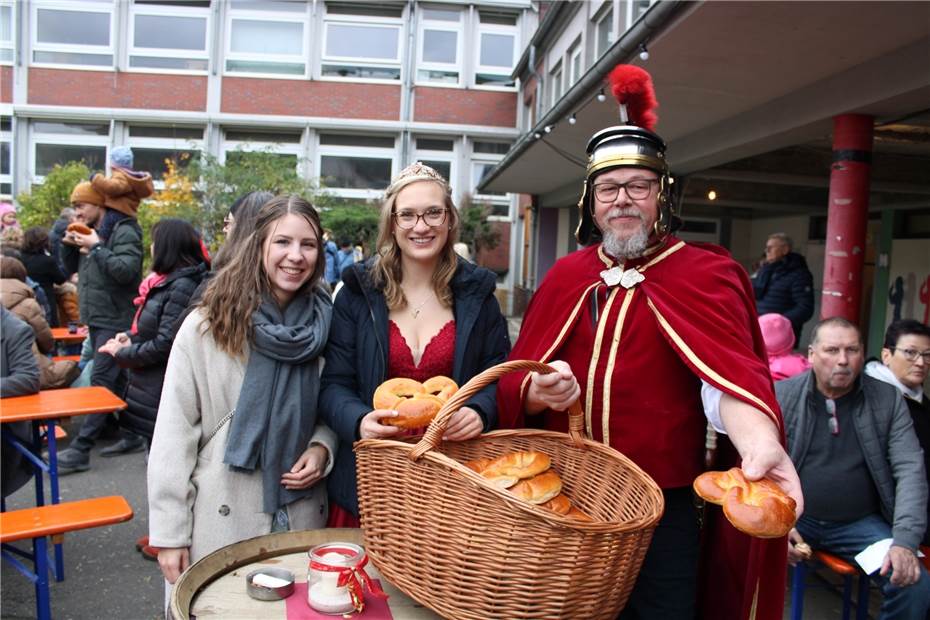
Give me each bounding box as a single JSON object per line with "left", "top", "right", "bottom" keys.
{"left": 114, "top": 263, "right": 207, "bottom": 441}
{"left": 752, "top": 252, "right": 814, "bottom": 339}
{"left": 320, "top": 257, "right": 511, "bottom": 516}
{"left": 20, "top": 250, "right": 67, "bottom": 327}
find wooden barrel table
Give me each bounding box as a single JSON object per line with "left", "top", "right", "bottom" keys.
{"left": 170, "top": 528, "right": 441, "bottom": 619}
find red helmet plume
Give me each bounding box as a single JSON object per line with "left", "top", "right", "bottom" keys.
{"left": 606, "top": 64, "right": 658, "bottom": 131}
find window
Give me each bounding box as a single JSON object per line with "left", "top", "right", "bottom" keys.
{"left": 549, "top": 61, "right": 563, "bottom": 109}
{"left": 595, "top": 7, "right": 614, "bottom": 58}
{"left": 32, "top": 1, "right": 113, "bottom": 67}
{"left": 413, "top": 136, "right": 455, "bottom": 187}
{"left": 627, "top": 0, "right": 654, "bottom": 27}
{"left": 416, "top": 8, "right": 462, "bottom": 85}
{"left": 0, "top": 3, "right": 12, "bottom": 63}
{"left": 223, "top": 128, "right": 303, "bottom": 172}
{"left": 1, "top": 116, "right": 11, "bottom": 197}
{"left": 318, "top": 134, "right": 394, "bottom": 197}
{"left": 474, "top": 12, "right": 518, "bottom": 88}
{"left": 127, "top": 125, "right": 204, "bottom": 184}
{"left": 129, "top": 2, "right": 209, "bottom": 72}
{"left": 322, "top": 5, "right": 403, "bottom": 81}
{"left": 568, "top": 41, "right": 583, "bottom": 87}
{"left": 226, "top": 3, "right": 307, "bottom": 76}
{"left": 471, "top": 140, "right": 513, "bottom": 218}
{"left": 31, "top": 121, "right": 109, "bottom": 180}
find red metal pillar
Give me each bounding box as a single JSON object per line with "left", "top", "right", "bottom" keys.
{"left": 821, "top": 114, "right": 874, "bottom": 322}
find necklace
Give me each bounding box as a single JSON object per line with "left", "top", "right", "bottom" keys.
{"left": 409, "top": 293, "right": 433, "bottom": 319}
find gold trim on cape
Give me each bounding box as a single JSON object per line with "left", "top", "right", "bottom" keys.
{"left": 585, "top": 287, "right": 621, "bottom": 437}
{"left": 646, "top": 298, "right": 779, "bottom": 426}
{"left": 601, "top": 288, "right": 635, "bottom": 445}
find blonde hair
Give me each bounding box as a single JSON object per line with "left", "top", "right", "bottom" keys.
{"left": 200, "top": 194, "right": 324, "bottom": 355}
{"left": 371, "top": 164, "right": 460, "bottom": 311}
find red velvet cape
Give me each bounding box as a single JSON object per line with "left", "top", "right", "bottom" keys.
{"left": 497, "top": 237, "right": 788, "bottom": 620}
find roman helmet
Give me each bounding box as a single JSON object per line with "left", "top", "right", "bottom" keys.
{"left": 575, "top": 65, "right": 678, "bottom": 245}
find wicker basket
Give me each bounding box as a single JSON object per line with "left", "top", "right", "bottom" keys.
{"left": 355, "top": 360, "right": 665, "bottom": 620}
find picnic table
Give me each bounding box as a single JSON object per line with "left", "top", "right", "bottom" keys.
{"left": 49, "top": 327, "right": 87, "bottom": 345}
{"left": 0, "top": 386, "right": 127, "bottom": 580}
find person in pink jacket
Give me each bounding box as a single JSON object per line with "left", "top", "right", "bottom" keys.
{"left": 759, "top": 312, "right": 811, "bottom": 381}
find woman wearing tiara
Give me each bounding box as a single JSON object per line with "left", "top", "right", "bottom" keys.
{"left": 320, "top": 162, "right": 511, "bottom": 526}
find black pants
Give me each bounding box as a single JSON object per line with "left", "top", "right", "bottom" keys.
{"left": 618, "top": 487, "right": 701, "bottom": 620}
{"left": 71, "top": 327, "right": 132, "bottom": 452}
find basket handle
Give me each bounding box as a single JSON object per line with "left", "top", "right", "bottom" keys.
{"left": 408, "top": 360, "right": 585, "bottom": 461}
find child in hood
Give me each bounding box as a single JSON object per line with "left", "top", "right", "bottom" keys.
{"left": 759, "top": 312, "right": 811, "bottom": 381}
{"left": 91, "top": 146, "right": 154, "bottom": 217}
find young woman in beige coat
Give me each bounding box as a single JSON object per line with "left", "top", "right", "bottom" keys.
{"left": 148, "top": 195, "right": 336, "bottom": 585}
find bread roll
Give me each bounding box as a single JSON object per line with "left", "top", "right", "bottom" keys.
{"left": 67, "top": 223, "right": 93, "bottom": 236}
{"left": 566, "top": 506, "right": 593, "bottom": 521}
{"left": 386, "top": 394, "right": 444, "bottom": 429}
{"left": 463, "top": 457, "right": 495, "bottom": 473}
{"left": 482, "top": 451, "right": 551, "bottom": 480}
{"left": 693, "top": 467, "right": 796, "bottom": 538}
{"left": 508, "top": 470, "right": 563, "bottom": 505}
{"left": 541, "top": 494, "right": 572, "bottom": 515}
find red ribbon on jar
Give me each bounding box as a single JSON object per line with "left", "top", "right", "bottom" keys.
{"left": 308, "top": 546, "right": 388, "bottom": 613}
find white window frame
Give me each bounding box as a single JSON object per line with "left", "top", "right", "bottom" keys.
{"left": 30, "top": 121, "right": 110, "bottom": 183}
{"left": 470, "top": 149, "right": 512, "bottom": 221}
{"left": 568, "top": 40, "right": 583, "bottom": 87}
{"left": 473, "top": 21, "right": 518, "bottom": 91}
{"left": 224, "top": 8, "right": 308, "bottom": 79}
{"left": 128, "top": 3, "right": 210, "bottom": 75}
{"left": 0, "top": 114, "right": 11, "bottom": 198}
{"left": 320, "top": 14, "right": 403, "bottom": 83}
{"left": 222, "top": 130, "right": 304, "bottom": 175}
{"left": 549, "top": 60, "right": 563, "bottom": 110}
{"left": 626, "top": 0, "right": 655, "bottom": 29}
{"left": 31, "top": 0, "right": 114, "bottom": 70}
{"left": 594, "top": 6, "right": 614, "bottom": 59}
{"left": 0, "top": 2, "right": 14, "bottom": 66}
{"left": 127, "top": 130, "right": 204, "bottom": 189}
{"left": 316, "top": 137, "right": 396, "bottom": 199}
{"left": 412, "top": 138, "right": 456, "bottom": 191}
{"left": 415, "top": 9, "right": 463, "bottom": 87}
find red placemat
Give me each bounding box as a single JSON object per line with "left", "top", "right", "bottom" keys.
{"left": 285, "top": 581, "right": 393, "bottom": 619}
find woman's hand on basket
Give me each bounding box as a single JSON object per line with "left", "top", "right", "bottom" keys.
{"left": 158, "top": 546, "right": 190, "bottom": 584}
{"left": 359, "top": 409, "right": 404, "bottom": 440}
{"left": 442, "top": 406, "right": 483, "bottom": 441}
{"left": 281, "top": 444, "right": 328, "bottom": 490}
{"left": 525, "top": 360, "right": 580, "bottom": 415}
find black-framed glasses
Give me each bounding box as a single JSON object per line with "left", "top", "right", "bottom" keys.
{"left": 393, "top": 207, "right": 447, "bottom": 230}
{"left": 825, "top": 399, "right": 839, "bottom": 436}
{"left": 893, "top": 347, "right": 930, "bottom": 363}
{"left": 592, "top": 179, "right": 658, "bottom": 202}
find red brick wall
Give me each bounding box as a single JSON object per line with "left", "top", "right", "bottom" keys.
{"left": 28, "top": 69, "right": 206, "bottom": 110}
{"left": 222, "top": 78, "right": 401, "bottom": 120}
{"left": 476, "top": 220, "right": 511, "bottom": 275}
{"left": 1, "top": 66, "right": 12, "bottom": 103}
{"left": 414, "top": 87, "right": 517, "bottom": 127}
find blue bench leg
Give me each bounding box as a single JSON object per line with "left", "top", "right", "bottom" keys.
{"left": 34, "top": 535, "right": 51, "bottom": 620}
{"left": 855, "top": 572, "right": 870, "bottom": 620}
{"left": 841, "top": 573, "right": 853, "bottom": 620}
{"left": 46, "top": 420, "right": 65, "bottom": 582}
{"left": 790, "top": 562, "right": 807, "bottom": 620}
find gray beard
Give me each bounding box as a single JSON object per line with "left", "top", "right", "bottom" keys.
{"left": 601, "top": 224, "right": 650, "bottom": 259}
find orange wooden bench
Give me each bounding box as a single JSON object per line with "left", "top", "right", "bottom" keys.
{"left": 791, "top": 550, "right": 870, "bottom": 620}
{"left": 0, "top": 496, "right": 133, "bottom": 620}
{"left": 51, "top": 355, "right": 82, "bottom": 364}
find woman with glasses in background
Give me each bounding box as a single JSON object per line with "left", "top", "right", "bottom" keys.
{"left": 319, "top": 162, "right": 511, "bottom": 526}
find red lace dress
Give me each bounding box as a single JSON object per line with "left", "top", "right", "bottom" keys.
{"left": 327, "top": 319, "right": 456, "bottom": 528}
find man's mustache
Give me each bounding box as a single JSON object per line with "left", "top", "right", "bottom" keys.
{"left": 605, "top": 207, "right": 644, "bottom": 220}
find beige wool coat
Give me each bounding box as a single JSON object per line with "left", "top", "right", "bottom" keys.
{"left": 147, "top": 310, "right": 337, "bottom": 563}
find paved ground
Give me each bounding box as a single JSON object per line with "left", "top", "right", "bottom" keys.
{"left": 2, "top": 420, "right": 882, "bottom": 619}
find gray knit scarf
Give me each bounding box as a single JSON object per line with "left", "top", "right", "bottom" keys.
{"left": 223, "top": 287, "right": 333, "bottom": 514}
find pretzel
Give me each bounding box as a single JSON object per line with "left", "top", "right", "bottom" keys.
{"left": 693, "top": 467, "right": 796, "bottom": 538}
{"left": 67, "top": 223, "right": 93, "bottom": 236}
{"left": 372, "top": 376, "right": 459, "bottom": 430}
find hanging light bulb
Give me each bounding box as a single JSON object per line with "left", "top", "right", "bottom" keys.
{"left": 544, "top": 125, "right": 553, "bottom": 134}
{"left": 596, "top": 89, "right": 607, "bottom": 103}
{"left": 568, "top": 114, "right": 577, "bottom": 125}
{"left": 638, "top": 43, "right": 649, "bottom": 61}
{"left": 707, "top": 190, "right": 717, "bottom": 201}
{"left": 533, "top": 131, "right": 542, "bottom": 139}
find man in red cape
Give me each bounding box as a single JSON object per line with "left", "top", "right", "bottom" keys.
{"left": 496, "top": 65, "right": 802, "bottom": 620}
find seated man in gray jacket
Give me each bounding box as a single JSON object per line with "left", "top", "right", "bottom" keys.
{"left": 779, "top": 317, "right": 930, "bottom": 620}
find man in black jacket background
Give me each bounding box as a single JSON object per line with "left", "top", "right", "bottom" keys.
{"left": 753, "top": 232, "right": 814, "bottom": 345}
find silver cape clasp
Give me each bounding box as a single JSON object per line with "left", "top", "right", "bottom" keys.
{"left": 599, "top": 266, "right": 645, "bottom": 289}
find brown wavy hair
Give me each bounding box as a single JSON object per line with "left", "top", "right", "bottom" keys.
{"left": 200, "top": 194, "right": 324, "bottom": 356}
{"left": 372, "top": 176, "right": 459, "bottom": 311}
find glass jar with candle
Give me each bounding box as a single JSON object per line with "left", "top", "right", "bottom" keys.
{"left": 306, "top": 543, "right": 364, "bottom": 615}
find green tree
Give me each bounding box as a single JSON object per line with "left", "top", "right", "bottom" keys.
{"left": 138, "top": 157, "right": 203, "bottom": 267}
{"left": 15, "top": 161, "right": 90, "bottom": 229}
{"left": 319, "top": 202, "right": 381, "bottom": 254}
{"left": 457, "top": 193, "right": 501, "bottom": 257}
